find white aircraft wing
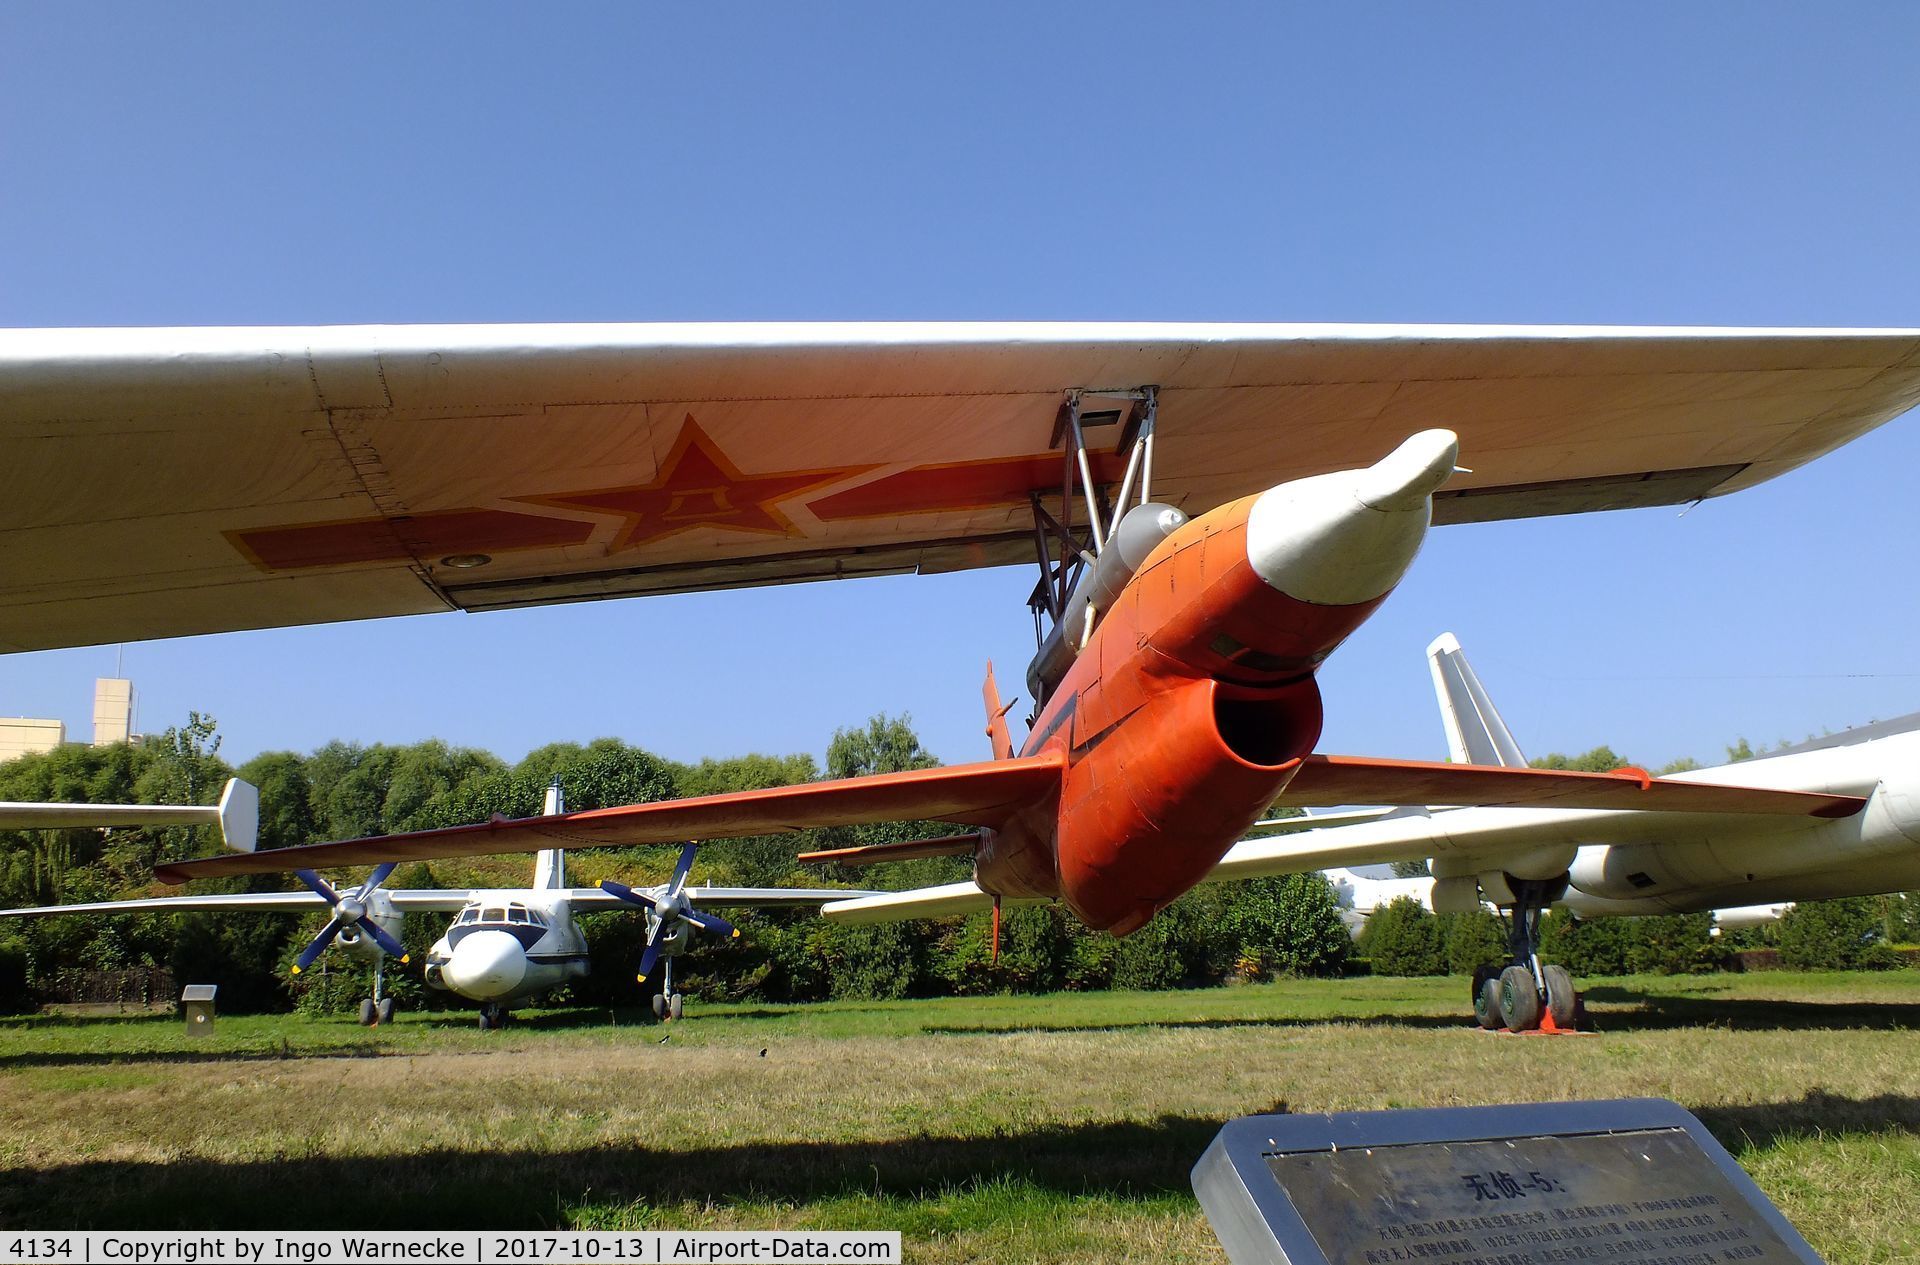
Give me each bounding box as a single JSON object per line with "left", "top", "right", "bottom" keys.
{"left": 1239, "top": 807, "right": 1406, "bottom": 839}
{"left": 0, "top": 778, "right": 258, "bottom": 852}
{"left": 822, "top": 881, "right": 1047, "bottom": 925}
{"left": 0, "top": 891, "right": 329, "bottom": 918}
{"left": 7, "top": 322, "right": 1919, "bottom": 652}
{"left": 0, "top": 888, "right": 480, "bottom": 918}
{"left": 1201, "top": 801, "right": 1828, "bottom": 886}
{"left": 562, "top": 886, "right": 886, "bottom": 909}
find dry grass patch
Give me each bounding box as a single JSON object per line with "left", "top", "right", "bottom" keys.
{"left": 0, "top": 970, "right": 1915, "bottom": 1262}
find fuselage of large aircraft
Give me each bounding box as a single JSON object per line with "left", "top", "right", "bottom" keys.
{"left": 1550, "top": 725, "right": 1920, "bottom": 916}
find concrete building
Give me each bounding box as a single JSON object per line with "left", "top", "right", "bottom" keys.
{"left": 92, "top": 678, "right": 133, "bottom": 747}
{"left": 0, "top": 678, "right": 138, "bottom": 762}
{"left": 0, "top": 717, "right": 65, "bottom": 762}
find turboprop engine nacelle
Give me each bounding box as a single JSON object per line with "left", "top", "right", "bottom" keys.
{"left": 335, "top": 897, "right": 403, "bottom": 962}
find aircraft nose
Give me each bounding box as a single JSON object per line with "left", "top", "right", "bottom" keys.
{"left": 443, "top": 930, "right": 526, "bottom": 1000}
{"left": 1245, "top": 428, "right": 1458, "bottom": 607}
{"left": 1354, "top": 429, "right": 1459, "bottom": 511}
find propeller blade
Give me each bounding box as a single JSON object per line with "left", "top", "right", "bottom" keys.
{"left": 667, "top": 842, "right": 699, "bottom": 896}
{"left": 360, "top": 919, "right": 411, "bottom": 963}
{"left": 635, "top": 918, "right": 671, "bottom": 983}
{"left": 294, "top": 869, "right": 342, "bottom": 906}
{"left": 598, "top": 879, "right": 657, "bottom": 910}
{"left": 681, "top": 908, "right": 739, "bottom": 940}
{"left": 293, "top": 917, "right": 344, "bottom": 973}
{"left": 358, "top": 862, "right": 398, "bottom": 897}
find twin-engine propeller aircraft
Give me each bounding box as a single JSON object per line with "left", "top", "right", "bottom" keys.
{"left": 1, "top": 784, "right": 874, "bottom": 1028}
{"left": 6, "top": 324, "right": 1918, "bottom": 998}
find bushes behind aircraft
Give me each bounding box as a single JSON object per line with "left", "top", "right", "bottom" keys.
{"left": 0, "top": 717, "right": 1911, "bottom": 1012}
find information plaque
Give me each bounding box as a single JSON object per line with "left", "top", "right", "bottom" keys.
{"left": 1192, "top": 1097, "right": 1823, "bottom": 1265}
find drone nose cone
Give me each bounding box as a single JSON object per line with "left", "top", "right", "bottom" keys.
{"left": 1246, "top": 428, "right": 1458, "bottom": 607}
{"left": 443, "top": 930, "right": 526, "bottom": 1000}
{"left": 1356, "top": 429, "right": 1459, "bottom": 511}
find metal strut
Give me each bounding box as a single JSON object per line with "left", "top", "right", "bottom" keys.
{"left": 1023, "top": 386, "right": 1160, "bottom": 715}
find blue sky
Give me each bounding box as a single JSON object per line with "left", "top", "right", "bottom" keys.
{"left": 2, "top": 5, "right": 1917, "bottom": 774}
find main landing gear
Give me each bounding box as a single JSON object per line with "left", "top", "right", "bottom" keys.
{"left": 356, "top": 957, "right": 398, "bottom": 1026}
{"left": 1471, "top": 879, "right": 1582, "bottom": 1034}
{"left": 650, "top": 957, "right": 686, "bottom": 1022}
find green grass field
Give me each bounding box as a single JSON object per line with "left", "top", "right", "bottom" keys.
{"left": 2, "top": 971, "right": 1916, "bottom": 1263}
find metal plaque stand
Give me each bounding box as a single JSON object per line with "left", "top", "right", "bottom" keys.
{"left": 1193, "top": 1098, "right": 1822, "bottom": 1264}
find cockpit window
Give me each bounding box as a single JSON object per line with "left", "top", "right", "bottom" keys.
{"left": 483, "top": 907, "right": 506, "bottom": 923}
{"left": 456, "top": 908, "right": 477, "bottom": 924}
{"left": 508, "top": 904, "right": 531, "bottom": 924}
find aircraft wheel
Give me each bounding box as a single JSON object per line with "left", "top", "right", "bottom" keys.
{"left": 358, "top": 998, "right": 376, "bottom": 1026}
{"left": 1498, "top": 965, "right": 1543, "bottom": 1032}
{"left": 376, "top": 998, "right": 396, "bottom": 1026}
{"left": 1543, "top": 964, "right": 1577, "bottom": 1030}
{"left": 477, "top": 1010, "right": 491, "bottom": 1031}
{"left": 1474, "top": 975, "right": 1504, "bottom": 1030}
{"left": 668, "top": 992, "right": 684, "bottom": 1022}
{"left": 651, "top": 994, "right": 666, "bottom": 1020}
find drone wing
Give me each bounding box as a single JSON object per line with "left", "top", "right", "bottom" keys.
{"left": 155, "top": 752, "right": 1065, "bottom": 883}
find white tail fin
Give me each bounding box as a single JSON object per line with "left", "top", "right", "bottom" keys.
{"left": 1426, "top": 633, "right": 1527, "bottom": 768}
{"left": 534, "top": 781, "right": 567, "bottom": 891}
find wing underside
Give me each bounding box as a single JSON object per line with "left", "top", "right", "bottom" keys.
{"left": 7, "top": 322, "right": 1919, "bottom": 651}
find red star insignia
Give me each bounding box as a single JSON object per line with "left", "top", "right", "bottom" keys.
{"left": 520, "top": 418, "right": 872, "bottom": 551}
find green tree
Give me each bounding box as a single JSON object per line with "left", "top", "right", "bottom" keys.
{"left": 1886, "top": 893, "right": 1920, "bottom": 946}
{"left": 1358, "top": 898, "right": 1446, "bottom": 975}
{"left": 1625, "top": 913, "right": 1726, "bottom": 975}
{"left": 1541, "top": 911, "right": 1635, "bottom": 976}
{"left": 1439, "top": 910, "right": 1507, "bottom": 976}
{"left": 1111, "top": 894, "right": 1224, "bottom": 989}
{"left": 1530, "top": 745, "right": 1630, "bottom": 773}
{"left": 1779, "top": 897, "right": 1899, "bottom": 970}
{"left": 1220, "top": 874, "right": 1350, "bottom": 977}
{"left": 827, "top": 714, "right": 939, "bottom": 780}
{"left": 236, "top": 751, "right": 317, "bottom": 851}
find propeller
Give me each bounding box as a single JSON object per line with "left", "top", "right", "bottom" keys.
{"left": 290, "top": 862, "right": 409, "bottom": 973}
{"left": 598, "top": 843, "right": 740, "bottom": 983}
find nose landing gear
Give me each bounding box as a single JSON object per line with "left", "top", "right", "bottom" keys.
{"left": 355, "top": 957, "right": 399, "bottom": 1026}
{"left": 650, "top": 956, "right": 686, "bottom": 1022}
